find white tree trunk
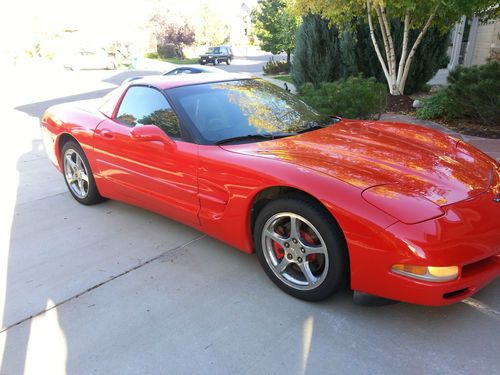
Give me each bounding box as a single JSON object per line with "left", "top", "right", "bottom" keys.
{"left": 398, "top": 8, "right": 437, "bottom": 93}
{"left": 396, "top": 14, "right": 410, "bottom": 85}
{"left": 366, "top": 1, "right": 391, "bottom": 87}
{"left": 365, "top": 2, "right": 438, "bottom": 96}
{"left": 378, "top": 6, "right": 400, "bottom": 94}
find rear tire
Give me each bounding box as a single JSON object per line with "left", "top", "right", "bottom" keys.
{"left": 61, "top": 140, "right": 105, "bottom": 205}
{"left": 226, "top": 58, "right": 231, "bottom": 65}
{"left": 254, "top": 196, "right": 348, "bottom": 301}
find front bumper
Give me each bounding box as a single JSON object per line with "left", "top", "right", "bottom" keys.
{"left": 349, "top": 191, "right": 500, "bottom": 306}
{"left": 199, "top": 57, "right": 215, "bottom": 64}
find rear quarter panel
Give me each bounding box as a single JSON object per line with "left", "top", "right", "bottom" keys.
{"left": 41, "top": 102, "right": 107, "bottom": 171}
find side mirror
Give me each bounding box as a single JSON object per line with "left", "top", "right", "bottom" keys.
{"left": 130, "top": 125, "right": 176, "bottom": 149}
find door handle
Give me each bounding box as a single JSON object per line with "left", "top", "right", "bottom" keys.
{"left": 100, "top": 129, "right": 114, "bottom": 139}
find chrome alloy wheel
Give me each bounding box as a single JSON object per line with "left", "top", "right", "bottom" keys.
{"left": 63, "top": 148, "right": 90, "bottom": 199}
{"left": 261, "top": 212, "right": 329, "bottom": 290}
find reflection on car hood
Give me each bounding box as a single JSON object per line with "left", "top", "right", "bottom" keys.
{"left": 222, "top": 120, "right": 495, "bottom": 206}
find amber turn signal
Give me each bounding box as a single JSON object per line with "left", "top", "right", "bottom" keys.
{"left": 392, "top": 264, "right": 459, "bottom": 282}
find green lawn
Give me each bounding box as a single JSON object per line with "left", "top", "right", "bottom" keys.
{"left": 273, "top": 75, "right": 293, "bottom": 84}
{"left": 144, "top": 53, "right": 198, "bottom": 65}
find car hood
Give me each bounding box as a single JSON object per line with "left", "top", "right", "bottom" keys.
{"left": 221, "top": 120, "right": 496, "bottom": 207}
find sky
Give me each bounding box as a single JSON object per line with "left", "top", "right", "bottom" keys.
{"left": 0, "top": 0, "right": 257, "bottom": 56}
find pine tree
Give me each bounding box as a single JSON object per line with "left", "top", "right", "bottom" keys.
{"left": 291, "top": 14, "right": 342, "bottom": 88}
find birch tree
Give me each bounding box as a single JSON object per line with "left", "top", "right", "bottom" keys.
{"left": 293, "top": 0, "right": 499, "bottom": 95}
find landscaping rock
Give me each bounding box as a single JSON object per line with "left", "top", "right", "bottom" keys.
{"left": 412, "top": 99, "right": 424, "bottom": 108}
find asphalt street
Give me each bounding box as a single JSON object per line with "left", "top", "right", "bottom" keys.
{"left": 1, "top": 57, "right": 499, "bottom": 375}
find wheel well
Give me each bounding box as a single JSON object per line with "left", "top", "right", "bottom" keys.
{"left": 250, "top": 186, "right": 335, "bottom": 236}
{"left": 58, "top": 133, "right": 78, "bottom": 155}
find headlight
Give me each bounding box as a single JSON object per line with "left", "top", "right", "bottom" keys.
{"left": 392, "top": 264, "right": 459, "bottom": 282}
{"left": 362, "top": 184, "right": 444, "bottom": 224}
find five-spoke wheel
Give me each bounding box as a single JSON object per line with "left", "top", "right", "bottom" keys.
{"left": 64, "top": 148, "right": 90, "bottom": 199}
{"left": 61, "top": 141, "right": 104, "bottom": 205}
{"left": 262, "top": 212, "right": 329, "bottom": 290}
{"left": 254, "top": 196, "right": 347, "bottom": 301}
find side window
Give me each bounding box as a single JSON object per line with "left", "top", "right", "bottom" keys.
{"left": 115, "top": 86, "right": 181, "bottom": 138}
{"left": 98, "top": 86, "right": 127, "bottom": 118}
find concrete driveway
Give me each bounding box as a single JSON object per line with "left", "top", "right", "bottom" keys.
{"left": 1, "top": 65, "right": 499, "bottom": 375}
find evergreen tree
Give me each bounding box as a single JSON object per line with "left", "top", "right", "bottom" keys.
{"left": 339, "top": 29, "right": 358, "bottom": 78}
{"left": 291, "top": 14, "right": 342, "bottom": 88}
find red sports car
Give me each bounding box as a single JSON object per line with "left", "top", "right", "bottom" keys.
{"left": 41, "top": 73, "right": 500, "bottom": 305}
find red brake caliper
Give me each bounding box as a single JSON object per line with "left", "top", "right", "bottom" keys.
{"left": 273, "top": 227, "right": 285, "bottom": 259}
{"left": 301, "top": 230, "right": 316, "bottom": 263}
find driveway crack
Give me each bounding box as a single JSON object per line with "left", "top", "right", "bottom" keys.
{"left": 0, "top": 234, "right": 206, "bottom": 334}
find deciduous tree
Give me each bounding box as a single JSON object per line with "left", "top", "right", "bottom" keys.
{"left": 150, "top": 13, "right": 195, "bottom": 58}
{"left": 252, "top": 0, "right": 299, "bottom": 64}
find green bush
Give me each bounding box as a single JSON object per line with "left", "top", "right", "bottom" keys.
{"left": 144, "top": 52, "right": 159, "bottom": 59}
{"left": 300, "top": 76, "right": 387, "bottom": 119}
{"left": 263, "top": 57, "right": 290, "bottom": 74}
{"left": 157, "top": 43, "right": 177, "bottom": 58}
{"left": 417, "top": 61, "right": 500, "bottom": 126}
{"left": 445, "top": 61, "right": 500, "bottom": 126}
{"left": 416, "top": 90, "right": 450, "bottom": 120}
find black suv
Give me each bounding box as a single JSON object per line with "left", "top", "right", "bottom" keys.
{"left": 199, "top": 46, "right": 233, "bottom": 65}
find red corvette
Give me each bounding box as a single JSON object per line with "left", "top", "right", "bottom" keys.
{"left": 41, "top": 73, "right": 500, "bottom": 305}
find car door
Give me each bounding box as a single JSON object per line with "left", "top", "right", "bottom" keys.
{"left": 93, "top": 85, "right": 200, "bottom": 226}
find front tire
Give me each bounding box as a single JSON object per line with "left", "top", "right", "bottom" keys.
{"left": 61, "top": 141, "right": 104, "bottom": 205}
{"left": 254, "top": 196, "right": 348, "bottom": 301}
{"left": 226, "top": 58, "right": 231, "bottom": 65}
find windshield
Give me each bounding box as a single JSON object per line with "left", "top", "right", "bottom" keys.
{"left": 166, "top": 79, "right": 334, "bottom": 144}
{"left": 205, "top": 47, "right": 220, "bottom": 54}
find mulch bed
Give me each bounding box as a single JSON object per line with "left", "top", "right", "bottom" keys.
{"left": 384, "top": 94, "right": 499, "bottom": 139}
{"left": 386, "top": 95, "right": 415, "bottom": 114}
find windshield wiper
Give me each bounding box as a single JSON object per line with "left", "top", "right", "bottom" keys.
{"left": 296, "top": 122, "right": 328, "bottom": 134}
{"left": 216, "top": 133, "right": 288, "bottom": 145}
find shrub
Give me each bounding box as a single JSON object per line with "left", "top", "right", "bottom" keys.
{"left": 300, "top": 76, "right": 387, "bottom": 119}
{"left": 416, "top": 90, "right": 450, "bottom": 120}
{"left": 417, "top": 61, "right": 500, "bottom": 126}
{"left": 445, "top": 61, "right": 500, "bottom": 126}
{"left": 263, "top": 57, "right": 290, "bottom": 74}
{"left": 145, "top": 52, "right": 159, "bottom": 59}
{"left": 157, "top": 43, "right": 177, "bottom": 58}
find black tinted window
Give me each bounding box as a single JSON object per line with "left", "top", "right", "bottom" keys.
{"left": 116, "top": 86, "right": 181, "bottom": 138}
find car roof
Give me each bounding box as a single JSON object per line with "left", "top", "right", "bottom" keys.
{"left": 129, "top": 72, "right": 252, "bottom": 90}
{"left": 163, "top": 65, "right": 226, "bottom": 74}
